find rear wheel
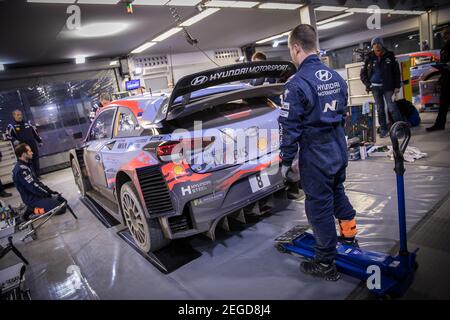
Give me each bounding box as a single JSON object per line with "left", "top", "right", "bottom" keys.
{"left": 120, "top": 182, "right": 170, "bottom": 253}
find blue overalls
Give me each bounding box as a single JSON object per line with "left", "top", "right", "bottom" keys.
{"left": 278, "top": 55, "right": 357, "bottom": 263}
{"left": 7, "top": 120, "right": 42, "bottom": 176}
{"left": 12, "top": 160, "right": 63, "bottom": 214}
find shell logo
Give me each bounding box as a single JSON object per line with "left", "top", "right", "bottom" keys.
{"left": 257, "top": 137, "right": 268, "bottom": 151}
{"left": 173, "top": 165, "right": 186, "bottom": 176}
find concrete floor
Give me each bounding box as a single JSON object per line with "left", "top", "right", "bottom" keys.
{"left": 1, "top": 113, "right": 449, "bottom": 300}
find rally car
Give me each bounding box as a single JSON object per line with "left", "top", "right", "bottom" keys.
{"left": 69, "top": 61, "right": 296, "bottom": 253}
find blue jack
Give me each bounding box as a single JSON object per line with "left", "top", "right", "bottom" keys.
{"left": 275, "top": 121, "right": 418, "bottom": 297}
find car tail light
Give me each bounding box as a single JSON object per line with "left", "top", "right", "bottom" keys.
{"left": 156, "top": 137, "right": 215, "bottom": 162}
{"left": 157, "top": 141, "right": 180, "bottom": 157}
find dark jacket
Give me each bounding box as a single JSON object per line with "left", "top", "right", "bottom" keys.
{"left": 12, "top": 160, "right": 54, "bottom": 207}
{"left": 360, "top": 50, "right": 401, "bottom": 92}
{"left": 6, "top": 120, "right": 42, "bottom": 147}
{"left": 439, "top": 41, "right": 450, "bottom": 89}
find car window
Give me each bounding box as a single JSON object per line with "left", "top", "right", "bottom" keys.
{"left": 114, "top": 107, "right": 143, "bottom": 138}
{"left": 89, "top": 108, "right": 116, "bottom": 141}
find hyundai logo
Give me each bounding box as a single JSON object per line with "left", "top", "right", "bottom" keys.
{"left": 191, "top": 75, "right": 209, "bottom": 86}
{"left": 315, "top": 69, "right": 333, "bottom": 82}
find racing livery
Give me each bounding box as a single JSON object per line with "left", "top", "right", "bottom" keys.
{"left": 69, "top": 61, "right": 296, "bottom": 253}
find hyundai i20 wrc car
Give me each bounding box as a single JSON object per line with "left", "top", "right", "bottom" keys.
{"left": 69, "top": 61, "right": 296, "bottom": 254}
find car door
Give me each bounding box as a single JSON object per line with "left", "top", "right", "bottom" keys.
{"left": 99, "top": 106, "right": 145, "bottom": 195}
{"left": 84, "top": 107, "right": 117, "bottom": 195}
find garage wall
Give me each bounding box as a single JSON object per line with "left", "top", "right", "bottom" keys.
{"left": 128, "top": 48, "right": 243, "bottom": 93}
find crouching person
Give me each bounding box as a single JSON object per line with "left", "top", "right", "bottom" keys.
{"left": 13, "top": 143, "right": 66, "bottom": 220}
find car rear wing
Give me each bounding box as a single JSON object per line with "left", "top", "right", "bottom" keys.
{"left": 165, "top": 84, "right": 284, "bottom": 121}
{"left": 166, "top": 61, "right": 296, "bottom": 112}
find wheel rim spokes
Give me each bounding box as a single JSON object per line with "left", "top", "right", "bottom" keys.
{"left": 122, "top": 191, "right": 147, "bottom": 246}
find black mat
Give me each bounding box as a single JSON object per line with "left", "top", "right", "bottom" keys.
{"left": 80, "top": 196, "right": 120, "bottom": 228}
{"left": 117, "top": 229, "right": 202, "bottom": 274}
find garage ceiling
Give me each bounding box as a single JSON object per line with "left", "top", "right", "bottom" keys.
{"left": 0, "top": 0, "right": 448, "bottom": 68}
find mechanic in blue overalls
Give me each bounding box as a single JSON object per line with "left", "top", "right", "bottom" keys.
{"left": 7, "top": 109, "right": 43, "bottom": 177}
{"left": 12, "top": 143, "right": 66, "bottom": 219}
{"left": 279, "top": 24, "right": 358, "bottom": 281}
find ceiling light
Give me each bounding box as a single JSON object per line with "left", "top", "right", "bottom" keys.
{"left": 77, "top": 0, "right": 120, "bottom": 4}
{"left": 180, "top": 8, "right": 220, "bottom": 26}
{"left": 152, "top": 27, "right": 182, "bottom": 41}
{"left": 346, "top": 7, "right": 425, "bottom": 15}
{"left": 316, "top": 12, "right": 354, "bottom": 25}
{"left": 110, "top": 60, "right": 119, "bottom": 66}
{"left": 75, "top": 56, "right": 86, "bottom": 64}
{"left": 27, "top": 0, "right": 75, "bottom": 3}
{"left": 258, "top": 2, "right": 303, "bottom": 10}
{"left": 256, "top": 31, "right": 290, "bottom": 44}
{"left": 317, "top": 21, "right": 347, "bottom": 30}
{"left": 132, "top": 0, "right": 167, "bottom": 5}
{"left": 135, "top": 67, "right": 143, "bottom": 75}
{"left": 166, "top": 0, "right": 202, "bottom": 6}
{"left": 315, "top": 5, "right": 347, "bottom": 12}
{"left": 0, "top": 64, "right": 5, "bottom": 72}
{"left": 74, "top": 22, "right": 128, "bottom": 37}
{"left": 389, "top": 10, "right": 425, "bottom": 15}
{"left": 205, "top": 1, "right": 259, "bottom": 8}
{"left": 272, "top": 41, "right": 279, "bottom": 48}
{"left": 131, "top": 42, "right": 157, "bottom": 54}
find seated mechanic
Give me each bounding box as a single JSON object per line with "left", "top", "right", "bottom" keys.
{"left": 12, "top": 143, "right": 66, "bottom": 220}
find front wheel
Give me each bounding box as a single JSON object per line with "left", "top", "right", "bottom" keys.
{"left": 71, "top": 159, "right": 88, "bottom": 197}
{"left": 120, "top": 182, "right": 170, "bottom": 253}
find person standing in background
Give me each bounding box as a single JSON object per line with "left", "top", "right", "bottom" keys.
{"left": 427, "top": 26, "right": 450, "bottom": 132}
{"left": 6, "top": 110, "right": 43, "bottom": 178}
{"left": 360, "top": 37, "right": 402, "bottom": 138}
{"left": 90, "top": 92, "right": 111, "bottom": 122}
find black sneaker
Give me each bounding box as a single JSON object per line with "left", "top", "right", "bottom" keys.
{"left": 0, "top": 190, "right": 12, "bottom": 198}
{"left": 338, "top": 237, "right": 359, "bottom": 248}
{"left": 300, "top": 260, "right": 341, "bottom": 281}
{"left": 426, "top": 125, "right": 445, "bottom": 132}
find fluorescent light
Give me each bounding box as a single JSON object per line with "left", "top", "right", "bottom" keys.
{"left": 152, "top": 27, "right": 182, "bottom": 41}
{"left": 132, "top": 0, "right": 167, "bottom": 5}
{"left": 317, "top": 21, "right": 348, "bottom": 30}
{"left": 389, "top": 10, "right": 425, "bottom": 15}
{"left": 345, "top": 7, "right": 425, "bottom": 15}
{"left": 316, "top": 12, "right": 354, "bottom": 25}
{"left": 180, "top": 8, "right": 220, "bottom": 26}
{"left": 256, "top": 30, "right": 290, "bottom": 44}
{"left": 166, "top": 0, "right": 201, "bottom": 6}
{"left": 131, "top": 42, "right": 157, "bottom": 53}
{"left": 205, "top": 1, "right": 259, "bottom": 8}
{"left": 345, "top": 7, "right": 391, "bottom": 14}
{"left": 77, "top": 0, "right": 119, "bottom": 4}
{"left": 74, "top": 22, "right": 128, "bottom": 37}
{"left": 75, "top": 56, "right": 86, "bottom": 64}
{"left": 27, "top": 0, "right": 75, "bottom": 3}
{"left": 110, "top": 60, "right": 119, "bottom": 66}
{"left": 258, "top": 2, "right": 303, "bottom": 10}
{"left": 273, "top": 41, "right": 280, "bottom": 48}
{"left": 315, "top": 5, "right": 347, "bottom": 12}
{"left": 0, "top": 64, "right": 5, "bottom": 72}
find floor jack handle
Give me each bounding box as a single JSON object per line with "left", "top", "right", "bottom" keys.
{"left": 389, "top": 121, "right": 411, "bottom": 255}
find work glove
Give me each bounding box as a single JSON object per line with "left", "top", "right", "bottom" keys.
{"left": 281, "top": 164, "right": 296, "bottom": 182}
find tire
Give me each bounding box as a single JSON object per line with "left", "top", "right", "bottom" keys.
{"left": 71, "top": 159, "right": 88, "bottom": 197}
{"left": 120, "top": 182, "right": 170, "bottom": 253}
